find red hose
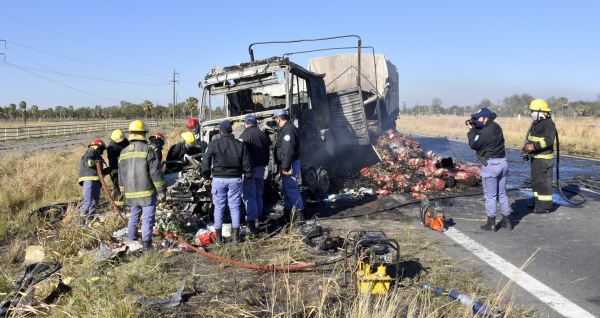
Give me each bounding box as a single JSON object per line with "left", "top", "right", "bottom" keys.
{"left": 96, "top": 161, "right": 128, "bottom": 226}
{"left": 159, "top": 231, "right": 317, "bottom": 272}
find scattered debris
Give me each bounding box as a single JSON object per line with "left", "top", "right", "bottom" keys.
{"left": 0, "top": 262, "right": 61, "bottom": 316}
{"left": 23, "top": 246, "right": 45, "bottom": 266}
{"left": 125, "top": 282, "right": 185, "bottom": 308}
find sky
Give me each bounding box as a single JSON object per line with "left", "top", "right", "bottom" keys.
{"left": 1, "top": 0, "right": 599, "bottom": 110}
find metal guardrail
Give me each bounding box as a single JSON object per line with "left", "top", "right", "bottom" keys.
{"left": 0, "top": 120, "right": 174, "bottom": 141}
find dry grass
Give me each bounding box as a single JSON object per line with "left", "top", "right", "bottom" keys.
{"left": 396, "top": 115, "right": 600, "bottom": 156}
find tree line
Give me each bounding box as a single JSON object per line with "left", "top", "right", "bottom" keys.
{"left": 0, "top": 97, "right": 200, "bottom": 125}
{"left": 400, "top": 93, "right": 600, "bottom": 118}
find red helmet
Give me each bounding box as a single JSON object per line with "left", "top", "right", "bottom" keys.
{"left": 89, "top": 139, "right": 106, "bottom": 148}
{"left": 187, "top": 118, "right": 199, "bottom": 131}
{"left": 149, "top": 133, "right": 166, "bottom": 145}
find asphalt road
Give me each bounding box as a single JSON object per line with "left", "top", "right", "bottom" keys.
{"left": 401, "top": 132, "right": 600, "bottom": 317}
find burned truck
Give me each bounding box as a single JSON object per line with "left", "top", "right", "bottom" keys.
{"left": 197, "top": 42, "right": 399, "bottom": 195}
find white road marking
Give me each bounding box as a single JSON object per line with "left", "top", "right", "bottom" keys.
{"left": 444, "top": 227, "right": 595, "bottom": 318}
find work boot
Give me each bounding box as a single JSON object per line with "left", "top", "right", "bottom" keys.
{"left": 247, "top": 221, "right": 258, "bottom": 235}
{"left": 215, "top": 228, "right": 223, "bottom": 245}
{"left": 282, "top": 209, "right": 292, "bottom": 223}
{"left": 480, "top": 216, "right": 496, "bottom": 232}
{"left": 142, "top": 240, "right": 153, "bottom": 253}
{"left": 532, "top": 208, "right": 550, "bottom": 214}
{"left": 232, "top": 228, "right": 240, "bottom": 246}
{"left": 500, "top": 214, "right": 513, "bottom": 231}
{"left": 293, "top": 209, "right": 305, "bottom": 224}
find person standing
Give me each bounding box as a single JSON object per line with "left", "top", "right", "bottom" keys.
{"left": 201, "top": 120, "right": 254, "bottom": 245}
{"left": 466, "top": 108, "right": 512, "bottom": 231}
{"left": 149, "top": 133, "right": 166, "bottom": 167}
{"left": 118, "top": 120, "right": 167, "bottom": 252}
{"left": 273, "top": 109, "right": 305, "bottom": 223}
{"left": 239, "top": 115, "right": 271, "bottom": 233}
{"left": 165, "top": 132, "right": 202, "bottom": 172}
{"left": 107, "top": 129, "right": 129, "bottom": 207}
{"left": 78, "top": 139, "right": 110, "bottom": 219}
{"left": 522, "top": 99, "right": 556, "bottom": 214}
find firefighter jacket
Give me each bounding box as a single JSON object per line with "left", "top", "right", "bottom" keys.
{"left": 165, "top": 142, "right": 202, "bottom": 172}
{"left": 107, "top": 139, "right": 129, "bottom": 175}
{"left": 467, "top": 121, "right": 505, "bottom": 159}
{"left": 527, "top": 118, "right": 556, "bottom": 159}
{"left": 239, "top": 125, "right": 271, "bottom": 167}
{"left": 201, "top": 133, "right": 254, "bottom": 180}
{"left": 275, "top": 121, "right": 300, "bottom": 171}
{"left": 148, "top": 141, "right": 163, "bottom": 167}
{"left": 78, "top": 148, "right": 103, "bottom": 185}
{"left": 118, "top": 140, "right": 166, "bottom": 207}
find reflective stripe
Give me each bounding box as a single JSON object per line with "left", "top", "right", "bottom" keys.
{"left": 538, "top": 195, "right": 553, "bottom": 201}
{"left": 115, "top": 201, "right": 126, "bottom": 205}
{"left": 529, "top": 136, "right": 546, "bottom": 149}
{"left": 112, "top": 169, "right": 119, "bottom": 174}
{"left": 153, "top": 180, "right": 166, "bottom": 188}
{"left": 124, "top": 189, "right": 156, "bottom": 198}
{"left": 87, "top": 159, "right": 94, "bottom": 168}
{"left": 118, "top": 151, "right": 148, "bottom": 162}
{"left": 79, "top": 176, "right": 100, "bottom": 182}
{"left": 119, "top": 186, "right": 125, "bottom": 192}
{"left": 529, "top": 153, "right": 554, "bottom": 159}
{"left": 533, "top": 192, "right": 538, "bottom": 197}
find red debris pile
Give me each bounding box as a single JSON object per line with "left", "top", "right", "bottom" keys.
{"left": 358, "top": 130, "right": 481, "bottom": 196}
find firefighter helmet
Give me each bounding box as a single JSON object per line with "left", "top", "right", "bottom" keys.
{"left": 110, "top": 129, "right": 126, "bottom": 143}
{"left": 128, "top": 120, "right": 148, "bottom": 133}
{"left": 89, "top": 139, "right": 106, "bottom": 149}
{"left": 529, "top": 99, "right": 551, "bottom": 112}
{"left": 149, "top": 133, "right": 166, "bottom": 145}
{"left": 187, "top": 118, "right": 199, "bottom": 131}
{"left": 180, "top": 131, "right": 196, "bottom": 146}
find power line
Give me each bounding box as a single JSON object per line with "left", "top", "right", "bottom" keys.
{"left": 1, "top": 62, "right": 168, "bottom": 85}
{"left": 0, "top": 12, "right": 170, "bottom": 70}
{"left": 6, "top": 48, "right": 157, "bottom": 101}
{"left": 7, "top": 41, "right": 169, "bottom": 77}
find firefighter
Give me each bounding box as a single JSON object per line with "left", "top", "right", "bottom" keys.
{"left": 165, "top": 132, "right": 202, "bottom": 172}
{"left": 466, "top": 108, "right": 511, "bottom": 231}
{"left": 523, "top": 99, "right": 556, "bottom": 214}
{"left": 118, "top": 120, "right": 167, "bottom": 252}
{"left": 78, "top": 139, "right": 110, "bottom": 218}
{"left": 149, "top": 133, "right": 166, "bottom": 167}
{"left": 106, "top": 129, "right": 129, "bottom": 207}
{"left": 239, "top": 114, "right": 271, "bottom": 233}
{"left": 273, "top": 109, "right": 305, "bottom": 223}
{"left": 201, "top": 120, "right": 254, "bottom": 245}
{"left": 187, "top": 119, "right": 200, "bottom": 145}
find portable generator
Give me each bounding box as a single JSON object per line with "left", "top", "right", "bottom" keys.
{"left": 420, "top": 198, "right": 446, "bottom": 232}
{"left": 343, "top": 230, "right": 400, "bottom": 294}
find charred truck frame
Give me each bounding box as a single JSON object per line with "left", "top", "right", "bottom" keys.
{"left": 197, "top": 36, "right": 399, "bottom": 194}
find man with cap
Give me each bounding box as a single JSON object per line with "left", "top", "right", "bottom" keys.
{"left": 79, "top": 139, "right": 111, "bottom": 220}
{"left": 273, "top": 109, "right": 305, "bottom": 223}
{"left": 466, "top": 108, "right": 511, "bottom": 232}
{"left": 118, "top": 120, "right": 167, "bottom": 252}
{"left": 107, "top": 129, "right": 129, "bottom": 207}
{"left": 201, "top": 120, "right": 254, "bottom": 244}
{"left": 239, "top": 114, "right": 272, "bottom": 234}
{"left": 165, "top": 132, "right": 202, "bottom": 172}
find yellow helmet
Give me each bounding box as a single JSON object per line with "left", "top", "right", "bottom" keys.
{"left": 180, "top": 131, "right": 195, "bottom": 146}
{"left": 128, "top": 120, "right": 148, "bottom": 133}
{"left": 110, "top": 129, "right": 126, "bottom": 143}
{"left": 529, "top": 99, "right": 550, "bottom": 112}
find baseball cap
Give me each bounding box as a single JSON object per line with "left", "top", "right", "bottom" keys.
{"left": 219, "top": 120, "right": 232, "bottom": 131}
{"left": 244, "top": 114, "right": 257, "bottom": 124}
{"left": 471, "top": 108, "right": 493, "bottom": 119}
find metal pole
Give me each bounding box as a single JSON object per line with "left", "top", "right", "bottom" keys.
{"left": 170, "top": 69, "right": 179, "bottom": 123}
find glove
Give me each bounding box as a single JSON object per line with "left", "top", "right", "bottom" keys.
{"left": 157, "top": 192, "right": 166, "bottom": 202}
{"left": 102, "top": 167, "right": 111, "bottom": 175}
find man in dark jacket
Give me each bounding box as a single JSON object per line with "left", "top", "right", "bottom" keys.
{"left": 273, "top": 109, "right": 304, "bottom": 223}
{"left": 119, "top": 120, "right": 166, "bottom": 252}
{"left": 467, "top": 108, "right": 511, "bottom": 231}
{"left": 165, "top": 132, "right": 202, "bottom": 172}
{"left": 239, "top": 114, "right": 271, "bottom": 233}
{"left": 149, "top": 133, "right": 166, "bottom": 168}
{"left": 107, "top": 129, "right": 129, "bottom": 207}
{"left": 522, "top": 99, "right": 556, "bottom": 214}
{"left": 79, "top": 139, "right": 110, "bottom": 217}
{"left": 201, "top": 120, "right": 254, "bottom": 244}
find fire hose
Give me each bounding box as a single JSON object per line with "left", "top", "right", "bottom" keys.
{"left": 94, "top": 164, "right": 341, "bottom": 272}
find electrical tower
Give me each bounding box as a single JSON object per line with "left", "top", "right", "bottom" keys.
{"left": 170, "top": 69, "right": 179, "bottom": 123}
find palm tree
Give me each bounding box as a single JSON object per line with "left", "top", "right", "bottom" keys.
{"left": 186, "top": 96, "right": 199, "bottom": 119}
{"left": 142, "top": 100, "right": 153, "bottom": 121}
{"left": 8, "top": 104, "right": 17, "bottom": 122}
{"left": 19, "top": 101, "right": 27, "bottom": 125}
{"left": 30, "top": 105, "right": 38, "bottom": 122}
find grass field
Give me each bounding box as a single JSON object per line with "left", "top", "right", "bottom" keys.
{"left": 396, "top": 115, "right": 600, "bottom": 157}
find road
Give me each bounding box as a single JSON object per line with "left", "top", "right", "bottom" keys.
{"left": 402, "top": 132, "right": 600, "bottom": 317}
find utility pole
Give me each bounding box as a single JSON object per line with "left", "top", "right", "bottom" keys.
{"left": 170, "top": 69, "right": 179, "bottom": 123}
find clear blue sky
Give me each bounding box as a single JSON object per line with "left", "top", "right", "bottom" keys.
{"left": 1, "top": 0, "right": 599, "bottom": 110}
